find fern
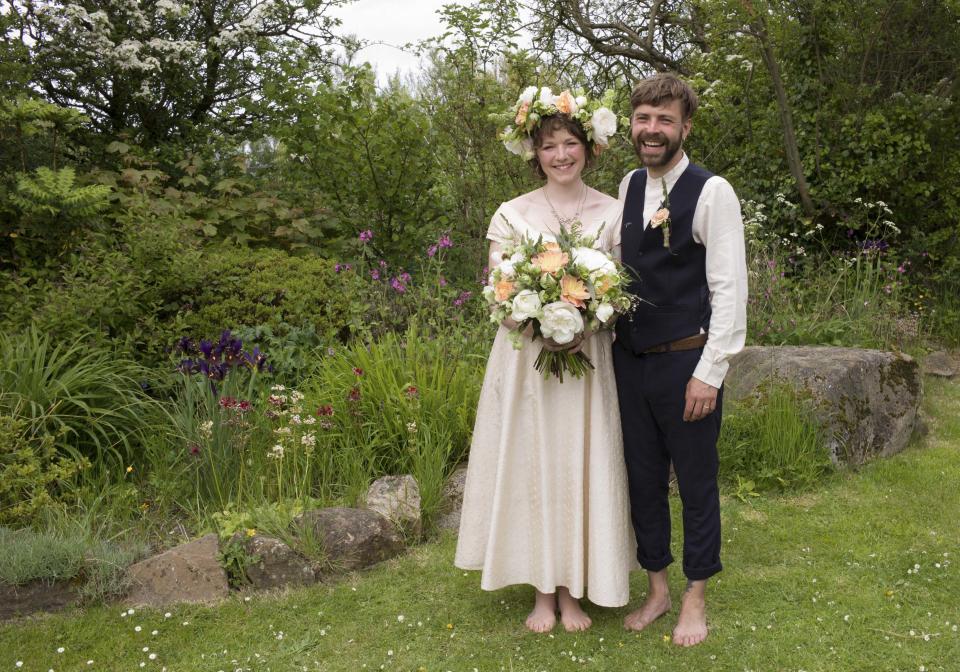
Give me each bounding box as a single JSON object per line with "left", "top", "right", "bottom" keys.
{"left": 11, "top": 167, "right": 111, "bottom": 219}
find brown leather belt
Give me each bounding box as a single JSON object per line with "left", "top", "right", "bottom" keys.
{"left": 642, "top": 333, "right": 708, "bottom": 354}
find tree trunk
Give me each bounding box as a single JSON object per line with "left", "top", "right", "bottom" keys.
{"left": 751, "top": 17, "right": 816, "bottom": 216}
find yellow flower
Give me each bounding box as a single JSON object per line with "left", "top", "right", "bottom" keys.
{"left": 560, "top": 275, "right": 590, "bottom": 309}
{"left": 126, "top": 465, "right": 134, "bottom": 473}
{"left": 246, "top": 528, "right": 257, "bottom": 538}
{"left": 532, "top": 250, "right": 569, "bottom": 275}
{"left": 446, "top": 623, "right": 454, "bottom": 629}
{"left": 662, "top": 634, "right": 670, "bottom": 642}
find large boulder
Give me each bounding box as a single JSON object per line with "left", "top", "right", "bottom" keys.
{"left": 436, "top": 465, "right": 468, "bottom": 532}
{"left": 238, "top": 534, "right": 316, "bottom": 591}
{"left": 125, "top": 533, "right": 229, "bottom": 607}
{"left": 365, "top": 475, "right": 422, "bottom": 538}
{"left": 0, "top": 580, "right": 79, "bottom": 620}
{"left": 726, "top": 346, "right": 922, "bottom": 465}
{"left": 295, "top": 507, "right": 404, "bottom": 572}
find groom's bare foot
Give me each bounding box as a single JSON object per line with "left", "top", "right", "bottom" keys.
{"left": 623, "top": 592, "right": 672, "bottom": 631}
{"left": 525, "top": 590, "right": 557, "bottom": 633}
{"left": 673, "top": 581, "right": 708, "bottom": 646}
{"left": 557, "top": 587, "right": 591, "bottom": 632}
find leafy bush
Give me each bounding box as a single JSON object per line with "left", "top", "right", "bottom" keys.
{"left": 0, "top": 326, "right": 162, "bottom": 464}
{"left": 719, "top": 381, "right": 833, "bottom": 492}
{"left": 0, "top": 414, "right": 89, "bottom": 525}
{"left": 179, "top": 246, "right": 366, "bottom": 371}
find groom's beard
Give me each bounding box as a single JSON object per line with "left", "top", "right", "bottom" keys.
{"left": 633, "top": 131, "right": 683, "bottom": 169}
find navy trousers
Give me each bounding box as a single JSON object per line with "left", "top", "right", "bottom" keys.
{"left": 613, "top": 342, "right": 723, "bottom": 581}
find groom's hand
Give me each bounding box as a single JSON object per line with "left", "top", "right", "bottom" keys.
{"left": 684, "top": 377, "right": 718, "bottom": 422}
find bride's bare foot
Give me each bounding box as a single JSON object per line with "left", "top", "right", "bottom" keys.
{"left": 557, "top": 587, "right": 591, "bottom": 632}
{"left": 624, "top": 569, "right": 672, "bottom": 631}
{"left": 525, "top": 590, "right": 557, "bottom": 633}
{"left": 673, "top": 581, "right": 708, "bottom": 646}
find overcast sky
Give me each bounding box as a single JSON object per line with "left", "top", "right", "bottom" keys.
{"left": 333, "top": 0, "right": 452, "bottom": 82}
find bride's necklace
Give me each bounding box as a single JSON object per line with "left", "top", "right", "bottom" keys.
{"left": 541, "top": 183, "right": 587, "bottom": 231}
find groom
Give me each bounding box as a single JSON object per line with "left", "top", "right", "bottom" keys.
{"left": 613, "top": 73, "right": 747, "bottom": 646}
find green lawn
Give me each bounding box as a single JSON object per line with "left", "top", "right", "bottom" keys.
{"left": 3, "top": 379, "right": 960, "bottom": 672}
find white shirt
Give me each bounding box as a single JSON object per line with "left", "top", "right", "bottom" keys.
{"left": 615, "top": 153, "right": 748, "bottom": 388}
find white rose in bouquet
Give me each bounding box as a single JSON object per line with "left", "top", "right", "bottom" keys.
{"left": 590, "top": 107, "right": 618, "bottom": 146}
{"left": 482, "top": 284, "right": 496, "bottom": 303}
{"left": 572, "top": 246, "right": 617, "bottom": 281}
{"left": 510, "top": 289, "right": 542, "bottom": 322}
{"left": 595, "top": 302, "right": 615, "bottom": 323}
{"left": 497, "top": 258, "right": 517, "bottom": 278}
{"left": 540, "top": 301, "right": 584, "bottom": 344}
{"left": 509, "top": 251, "right": 526, "bottom": 264}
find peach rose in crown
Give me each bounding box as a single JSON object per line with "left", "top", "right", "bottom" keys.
{"left": 544, "top": 241, "right": 562, "bottom": 252}
{"left": 515, "top": 101, "right": 530, "bottom": 125}
{"left": 532, "top": 249, "right": 569, "bottom": 274}
{"left": 650, "top": 208, "right": 670, "bottom": 228}
{"left": 560, "top": 275, "right": 590, "bottom": 309}
{"left": 555, "top": 91, "right": 578, "bottom": 115}
{"left": 494, "top": 278, "right": 516, "bottom": 302}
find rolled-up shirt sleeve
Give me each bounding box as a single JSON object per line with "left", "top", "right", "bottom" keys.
{"left": 691, "top": 177, "right": 748, "bottom": 389}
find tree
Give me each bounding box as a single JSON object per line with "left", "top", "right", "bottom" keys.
{"left": 4, "top": 0, "right": 350, "bottom": 146}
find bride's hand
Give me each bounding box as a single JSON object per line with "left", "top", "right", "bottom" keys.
{"left": 542, "top": 329, "right": 591, "bottom": 353}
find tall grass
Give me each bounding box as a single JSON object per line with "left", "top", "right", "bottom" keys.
{"left": 719, "top": 381, "right": 833, "bottom": 492}
{"left": 0, "top": 326, "right": 162, "bottom": 464}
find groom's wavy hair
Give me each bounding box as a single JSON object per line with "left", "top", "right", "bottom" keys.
{"left": 528, "top": 115, "right": 595, "bottom": 180}
{"left": 630, "top": 73, "right": 699, "bottom": 121}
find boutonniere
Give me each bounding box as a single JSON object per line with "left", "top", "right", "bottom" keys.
{"left": 648, "top": 177, "right": 671, "bottom": 249}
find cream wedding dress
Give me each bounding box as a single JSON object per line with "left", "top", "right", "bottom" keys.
{"left": 454, "top": 199, "right": 636, "bottom": 607}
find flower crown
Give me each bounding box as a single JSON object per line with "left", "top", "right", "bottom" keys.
{"left": 495, "top": 86, "right": 621, "bottom": 160}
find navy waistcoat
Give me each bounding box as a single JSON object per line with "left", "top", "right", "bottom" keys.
{"left": 615, "top": 163, "right": 714, "bottom": 353}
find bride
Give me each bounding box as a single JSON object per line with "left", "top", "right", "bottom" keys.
{"left": 455, "top": 87, "right": 635, "bottom": 632}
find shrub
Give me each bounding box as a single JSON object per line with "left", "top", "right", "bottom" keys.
{"left": 0, "top": 526, "right": 85, "bottom": 586}
{"left": 719, "top": 381, "right": 833, "bottom": 492}
{"left": 0, "top": 414, "right": 89, "bottom": 525}
{"left": 179, "top": 246, "right": 366, "bottom": 375}
{"left": 0, "top": 525, "right": 141, "bottom": 602}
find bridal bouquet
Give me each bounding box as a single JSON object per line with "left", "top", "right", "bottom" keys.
{"left": 483, "top": 222, "right": 636, "bottom": 381}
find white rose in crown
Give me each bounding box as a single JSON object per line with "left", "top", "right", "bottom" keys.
{"left": 539, "top": 86, "right": 555, "bottom": 106}
{"left": 540, "top": 301, "right": 584, "bottom": 344}
{"left": 520, "top": 138, "right": 535, "bottom": 160}
{"left": 595, "top": 302, "right": 615, "bottom": 323}
{"left": 503, "top": 128, "right": 525, "bottom": 156}
{"left": 510, "top": 289, "right": 543, "bottom": 322}
{"left": 519, "top": 86, "right": 539, "bottom": 105}
{"left": 590, "top": 107, "right": 618, "bottom": 146}
{"left": 572, "top": 246, "right": 617, "bottom": 281}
